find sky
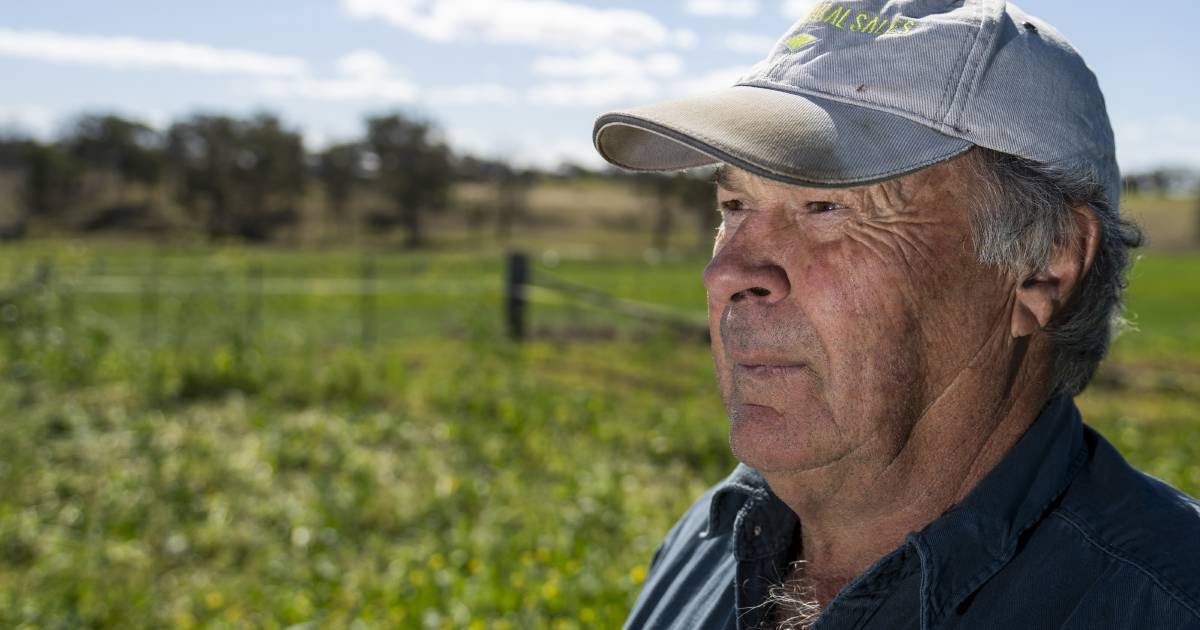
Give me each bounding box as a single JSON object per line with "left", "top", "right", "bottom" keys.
{"left": 1, "top": 0, "right": 1198, "bottom": 172}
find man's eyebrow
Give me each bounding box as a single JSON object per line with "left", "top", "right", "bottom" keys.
{"left": 713, "top": 164, "right": 746, "bottom": 193}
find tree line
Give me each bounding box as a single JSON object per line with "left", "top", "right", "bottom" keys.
{"left": 0, "top": 111, "right": 488, "bottom": 246}
{"left": 0, "top": 110, "right": 722, "bottom": 250}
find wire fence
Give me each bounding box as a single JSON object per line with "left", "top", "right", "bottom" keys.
{"left": 0, "top": 250, "right": 708, "bottom": 363}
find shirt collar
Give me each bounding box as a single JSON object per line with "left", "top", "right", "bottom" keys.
{"left": 705, "top": 462, "right": 771, "bottom": 536}
{"left": 909, "top": 395, "right": 1089, "bottom": 629}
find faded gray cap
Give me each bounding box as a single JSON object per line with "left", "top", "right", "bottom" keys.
{"left": 593, "top": 0, "right": 1119, "bottom": 207}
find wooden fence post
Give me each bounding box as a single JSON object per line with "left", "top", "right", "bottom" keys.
{"left": 360, "top": 255, "right": 376, "bottom": 348}
{"left": 140, "top": 255, "right": 159, "bottom": 345}
{"left": 245, "top": 263, "right": 263, "bottom": 345}
{"left": 1194, "top": 184, "right": 1200, "bottom": 247}
{"left": 506, "top": 251, "right": 528, "bottom": 341}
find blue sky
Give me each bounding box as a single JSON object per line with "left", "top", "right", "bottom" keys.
{"left": 1, "top": 0, "right": 1197, "bottom": 172}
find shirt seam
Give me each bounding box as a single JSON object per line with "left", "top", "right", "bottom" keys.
{"left": 1057, "top": 558, "right": 1122, "bottom": 627}
{"left": 1053, "top": 507, "right": 1200, "bottom": 620}
{"left": 920, "top": 410, "right": 1090, "bottom": 629}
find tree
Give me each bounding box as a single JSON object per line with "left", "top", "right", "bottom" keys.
{"left": 638, "top": 173, "right": 677, "bottom": 252}
{"left": 166, "top": 113, "right": 307, "bottom": 240}
{"left": 64, "top": 114, "right": 163, "bottom": 198}
{"left": 25, "top": 143, "right": 83, "bottom": 219}
{"left": 364, "top": 113, "right": 453, "bottom": 248}
{"left": 635, "top": 171, "right": 717, "bottom": 253}
{"left": 0, "top": 136, "right": 35, "bottom": 239}
{"left": 675, "top": 171, "right": 719, "bottom": 252}
{"left": 495, "top": 165, "right": 534, "bottom": 241}
{"left": 317, "top": 142, "right": 367, "bottom": 224}
{"left": 236, "top": 114, "right": 307, "bottom": 240}
{"left": 1194, "top": 181, "right": 1200, "bottom": 248}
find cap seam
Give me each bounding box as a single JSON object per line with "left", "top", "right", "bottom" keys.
{"left": 939, "top": 0, "right": 987, "bottom": 129}
{"left": 934, "top": 2, "right": 984, "bottom": 130}
{"left": 943, "top": 0, "right": 1004, "bottom": 131}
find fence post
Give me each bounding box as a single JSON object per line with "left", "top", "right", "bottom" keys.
{"left": 141, "top": 254, "right": 159, "bottom": 345}
{"left": 506, "top": 251, "right": 528, "bottom": 341}
{"left": 360, "top": 255, "right": 376, "bottom": 348}
{"left": 245, "top": 263, "right": 263, "bottom": 345}
{"left": 1194, "top": 184, "right": 1200, "bottom": 247}
{"left": 34, "top": 259, "right": 52, "bottom": 346}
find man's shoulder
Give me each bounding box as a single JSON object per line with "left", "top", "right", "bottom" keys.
{"left": 622, "top": 468, "right": 761, "bottom": 630}
{"left": 1051, "top": 424, "right": 1200, "bottom": 619}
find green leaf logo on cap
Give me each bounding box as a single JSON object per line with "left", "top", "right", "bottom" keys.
{"left": 785, "top": 34, "right": 818, "bottom": 50}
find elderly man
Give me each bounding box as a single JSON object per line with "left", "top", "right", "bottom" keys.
{"left": 591, "top": 2, "right": 1200, "bottom": 629}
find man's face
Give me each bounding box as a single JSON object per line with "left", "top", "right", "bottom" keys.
{"left": 704, "top": 155, "right": 1016, "bottom": 475}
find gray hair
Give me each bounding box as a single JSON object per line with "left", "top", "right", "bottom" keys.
{"left": 965, "top": 148, "right": 1144, "bottom": 396}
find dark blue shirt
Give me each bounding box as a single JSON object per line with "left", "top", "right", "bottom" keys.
{"left": 624, "top": 397, "right": 1200, "bottom": 629}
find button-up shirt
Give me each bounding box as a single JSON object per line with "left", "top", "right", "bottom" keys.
{"left": 624, "top": 396, "right": 1200, "bottom": 629}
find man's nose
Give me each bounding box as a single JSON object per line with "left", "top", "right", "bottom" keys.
{"left": 703, "top": 235, "right": 790, "bottom": 307}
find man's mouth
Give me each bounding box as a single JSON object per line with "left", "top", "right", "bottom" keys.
{"left": 733, "top": 363, "right": 807, "bottom": 378}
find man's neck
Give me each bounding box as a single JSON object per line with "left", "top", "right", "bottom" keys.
{"left": 760, "top": 343, "right": 1054, "bottom": 606}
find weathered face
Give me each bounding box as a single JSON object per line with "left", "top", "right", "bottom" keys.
{"left": 705, "top": 155, "right": 1016, "bottom": 474}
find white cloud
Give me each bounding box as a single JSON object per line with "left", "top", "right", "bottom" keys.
{"left": 532, "top": 51, "right": 684, "bottom": 79}
{"left": 258, "top": 50, "right": 418, "bottom": 102}
{"left": 526, "top": 50, "right": 693, "bottom": 108}
{"left": 526, "top": 63, "right": 746, "bottom": 108}
{"left": 427, "top": 83, "right": 518, "bottom": 106}
{"left": 341, "top": 0, "right": 696, "bottom": 50}
{"left": 684, "top": 0, "right": 760, "bottom": 18}
{"left": 527, "top": 75, "right": 660, "bottom": 108}
{"left": 526, "top": 49, "right": 695, "bottom": 107}
{"left": 0, "top": 105, "right": 56, "bottom": 139}
{"left": 336, "top": 49, "right": 393, "bottom": 79}
{"left": 674, "top": 66, "right": 746, "bottom": 97}
{"left": 261, "top": 74, "right": 419, "bottom": 102}
{"left": 724, "top": 32, "right": 776, "bottom": 55}
{"left": 674, "top": 29, "right": 700, "bottom": 49}
{"left": 259, "top": 48, "right": 515, "bottom": 107}
{"left": 0, "top": 27, "right": 306, "bottom": 77}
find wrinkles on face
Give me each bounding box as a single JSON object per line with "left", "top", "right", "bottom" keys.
{"left": 839, "top": 216, "right": 947, "bottom": 286}
{"left": 844, "top": 169, "right": 971, "bottom": 275}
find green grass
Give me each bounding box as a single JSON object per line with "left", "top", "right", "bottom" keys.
{"left": 0, "top": 239, "right": 1195, "bottom": 629}
{"left": 1115, "top": 253, "right": 1200, "bottom": 359}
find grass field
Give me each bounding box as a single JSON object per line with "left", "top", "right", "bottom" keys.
{"left": 0, "top": 226, "right": 1196, "bottom": 628}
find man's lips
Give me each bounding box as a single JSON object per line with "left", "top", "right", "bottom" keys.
{"left": 733, "top": 362, "right": 808, "bottom": 378}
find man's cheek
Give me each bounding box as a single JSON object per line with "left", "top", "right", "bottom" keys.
{"left": 797, "top": 243, "right": 904, "bottom": 322}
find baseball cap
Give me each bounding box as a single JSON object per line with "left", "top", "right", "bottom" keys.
{"left": 592, "top": 0, "right": 1119, "bottom": 208}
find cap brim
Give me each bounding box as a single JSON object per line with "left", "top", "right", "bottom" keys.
{"left": 593, "top": 85, "right": 972, "bottom": 188}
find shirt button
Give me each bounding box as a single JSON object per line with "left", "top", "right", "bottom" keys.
{"left": 753, "top": 525, "right": 762, "bottom": 537}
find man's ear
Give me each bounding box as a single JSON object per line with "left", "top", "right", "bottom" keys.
{"left": 1011, "top": 206, "right": 1101, "bottom": 338}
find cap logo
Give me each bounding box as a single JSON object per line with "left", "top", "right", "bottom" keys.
{"left": 785, "top": 33, "right": 819, "bottom": 50}
{"left": 794, "top": 2, "right": 918, "bottom": 40}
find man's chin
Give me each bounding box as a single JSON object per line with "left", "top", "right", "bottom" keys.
{"left": 726, "top": 403, "right": 838, "bottom": 473}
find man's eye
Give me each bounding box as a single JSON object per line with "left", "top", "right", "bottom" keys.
{"left": 806, "top": 201, "right": 843, "bottom": 214}
{"left": 719, "top": 199, "right": 746, "bottom": 213}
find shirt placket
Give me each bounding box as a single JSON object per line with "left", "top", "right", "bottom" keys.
{"left": 732, "top": 494, "right": 796, "bottom": 630}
